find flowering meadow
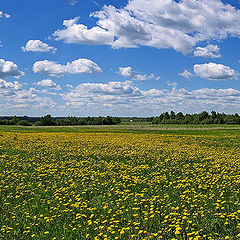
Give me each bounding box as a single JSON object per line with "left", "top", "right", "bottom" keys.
{"left": 0, "top": 129, "right": 240, "bottom": 239}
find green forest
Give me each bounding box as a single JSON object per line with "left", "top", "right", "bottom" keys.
{"left": 0, "top": 111, "right": 240, "bottom": 126}
{"left": 0, "top": 115, "right": 121, "bottom": 126}
{"left": 152, "top": 111, "right": 240, "bottom": 124}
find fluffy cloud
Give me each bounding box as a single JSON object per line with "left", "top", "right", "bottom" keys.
{"left": 0, "top": 11, "right": 10, "bottom": 18}
{"left": 1, "top": 78, "right": 240, "bottom": 115}
{"left": 61, "top": 80, "right": 240, "bottom": 115}
{"left": 0, "top": 79, "right": 58, "bottom": 115}
{"left": 61, "top": 81, "right": 143, "bottom": 112}
{"left": 194, "top": 45, "right": 221, "bottom": 58}
{"left": 53, "top": 17, "right": 114, "bottom": 45}
{"left": 33, "top": 58, "right": 102, "bottom": 77}
{"left": 194, "top": 62, "right": 238, "bottom": 81}
{"left": 22, "top": 40, "right": 57, "bottom": 53}
{"left": 0, "top": 79, "right": 22, "bottom": 91}
{"left": 179, "top": 70, "right": 193, "bottom": 78}
{"left": 0, "top": 59, "right": 24, "bottom": 79}
{"left": 118, "top": 67, "right": 160, "bottom": 81}
{"left": 118, "top": 67, "right": 132, "bottom": 77}
{"left": 36, "top": 79, "right": 61, "bottom": 90}
{"left": 64, "top": 81, "right": 141, "bottom": 98}
{"left": 53, "top": 0, "right": 240, "bottom": 54}
{"left": 0, "top": 79, "right": 35, "bottom": 100}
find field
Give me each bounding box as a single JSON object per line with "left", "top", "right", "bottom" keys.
{"left": 0, "top": 125, "right": 240, "bottom": 239}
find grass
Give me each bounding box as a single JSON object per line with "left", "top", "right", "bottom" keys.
{"left": 0, "top": 125, "right": 240, "bottom": 239}
{"left": 0, "top": 124, "right": 240, "bottom": 136}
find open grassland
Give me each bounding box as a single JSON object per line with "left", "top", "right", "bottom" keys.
{"left": 0, "top": 126, "right": 240, "bottom": 239}
{"left": 0, "top": 124, "right": 240, "bottom": 135}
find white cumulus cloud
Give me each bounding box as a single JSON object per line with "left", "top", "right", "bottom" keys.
{"left": 194, "top": 45, "right": 221, "bottom": 58}
{"left": 0, "top": 59, "right": 24, "bottom": 79}
{"left": 60, "top": 80, "right": 240, "bottom": 115}
{"left": 53, "top": 17, "right": 114, "bottom": 45}
{"left": 0, "top": 79, "right": 22, "bottom": 90}
{"left": 1, "top": 79, "right": 240, "bottom": 115}
{"left": 179, "top": 70, "right": 193, "bottom": 78}
{"left": 119, "top": 67, "right": 133, "bottom": 77}
{"left": 22, "top": 40, "right": 57, "bottom": 53}
{"left": 118, "top": 66, "right": 160, "bottom": 81}
{"left": 53, "top": 0, "right": 240, "bottom": 54}
{"left": 194, "top": 62, "right": 238, "bottom": 81}
{"left": 0, "top": 79, "right": 61, "bottom": 115}
{"left": 36, "top": 79, "right": 61, "bottom": 90}
{"left": 33, "top": 58, "right": 102, "bottom": 77}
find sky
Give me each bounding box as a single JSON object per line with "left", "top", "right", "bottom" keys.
{"left": 1, "top": 0, "right": 240, "bottom": 117}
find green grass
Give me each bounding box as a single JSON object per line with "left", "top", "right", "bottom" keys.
{"left": 0, "top": 124, "right": 240, "bottom": 136}
{"left": 0, "top": 126, "right": 240, "bottom": 239}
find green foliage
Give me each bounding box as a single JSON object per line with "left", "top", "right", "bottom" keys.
{"left": 17, "top": 120, "right": 32, "bottom": 126}
{"left": 11, "top": 115, "right": 19, "bottom": 125}
{"left": 36, "top": 115, "right": 121, "bottom": 126}
{"left": 0, "top": 119, "right": 14, "bottom": 125}
{"left": 0, "top": 116, "right": 20, "bottom": 125}
{"left": 55, "top": 116, "right": 79, "bottom": 126}
{"left": 77, "top": 116, "right": 121, "bottom": 125}
{"left": 0, "top": 115, "right": 121, "bottom": 126}
{"left": 152, "top": 111, "right": 240, "bottom": 125}
{"left": 35, "top": 115, "right": 56, "bottom": 126}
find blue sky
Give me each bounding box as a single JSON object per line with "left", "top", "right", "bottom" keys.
{"left": 0, "top": 0, "right": 240, "bottom": 116}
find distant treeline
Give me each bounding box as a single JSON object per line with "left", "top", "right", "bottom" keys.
{"left": 121, "top": 117, "right": 153, "bottom": 122}
{"left": 0, "top": 115, "right": 121, "bottom": 126}
{"left": 1, "top": 111, "right": 240, "bottom": 126}
{"left": 38, "top": 115, "right": 122, "bottom": 126}
{"left": 152, "top": 111, "right": 240, "bottom": 124}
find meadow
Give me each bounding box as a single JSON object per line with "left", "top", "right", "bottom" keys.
{"left": 0, "top": 125, "right": 240, "bottom": 239}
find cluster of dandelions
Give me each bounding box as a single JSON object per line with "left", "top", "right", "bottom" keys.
{"left": 0, "top": 131, "right": 240, "bottom": 239}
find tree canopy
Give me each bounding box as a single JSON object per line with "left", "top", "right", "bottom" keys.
{"left": 152, "top": 111, "right": 240, "bottom": 125}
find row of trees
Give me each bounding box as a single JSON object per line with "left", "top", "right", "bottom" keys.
{"left": 1, "top": 112, "right": 240, "bottom": 126}
{"left": 152, "top": 111, "right": 240, "bottom": 124}
{"left": 36, "top": 115, "right": 121, "bottom": 126}
{"left": 0, "top": 115, "right": 121, "bottom": 126}
{"left": 0, "top": 116, "right": 32, "bottom": 126}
